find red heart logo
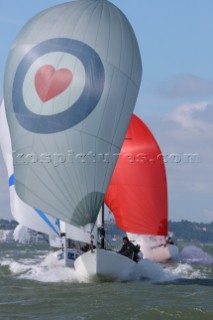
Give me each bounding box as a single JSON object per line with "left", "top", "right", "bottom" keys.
{"left": 35, "top": 65, "right": 73, "bottom": 102}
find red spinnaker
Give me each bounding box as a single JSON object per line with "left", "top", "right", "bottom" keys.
{"left": 104, "top": 114, "right": 168, "bottom": 235}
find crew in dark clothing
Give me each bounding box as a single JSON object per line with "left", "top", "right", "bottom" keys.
{"left": 118, "top": 236, "right": 135, "bottom": 260}
{"left": 81, "top": 243, "right": 90, "bottom": 252}
{"left": 133, "top": 244, "right": 141, "bottom": 262}
{"left": 166, "top": 236, "right": 174, "bottom": 245}
{"left": 81, "top": 242, "right": 96, "bottom": 252}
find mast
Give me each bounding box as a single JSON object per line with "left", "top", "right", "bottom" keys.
{"left": 99, "top": 202, "right": 105, "bottom": 249}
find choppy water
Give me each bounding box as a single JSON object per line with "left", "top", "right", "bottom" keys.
{"left": 0, "top": 243, "right": 213, "bottom": 320}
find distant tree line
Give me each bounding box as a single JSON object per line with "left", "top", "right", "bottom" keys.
{"left": 169, "top": 220, "right": 213, "bottom": 243}
{"left": 105, "top": 220, "right": 213, "bottom": 244}
{"left": 0, "top": 219, "right": 18, "bottom": 230}
{"left": 0, "top": 219, "right": 212, "bottom": 243}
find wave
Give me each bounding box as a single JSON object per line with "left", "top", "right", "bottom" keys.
{"left": 0, "top": 247, "right": 212, "bottom": 284}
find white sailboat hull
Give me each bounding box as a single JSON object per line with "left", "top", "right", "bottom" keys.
{"left": 74, "top": 248, "right": 137, "bottom": 281}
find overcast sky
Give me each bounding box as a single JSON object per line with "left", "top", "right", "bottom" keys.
{"left": 0, "top": 0, "right": 213, "bottom": 223}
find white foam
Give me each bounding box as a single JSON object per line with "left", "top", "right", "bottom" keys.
{"left": 17, "top": 250, "right": 89, "bottom": 283}
{"left": 0, "top": 258, "right": 13, "bottom": 267}
{"left": 19, "top": 265, "right": 77, "bottom": 282}
{"left": 13, "top": 225, "right": 31, "bottom": 244}
{"left": 1, "top": 247, "right": 211, "bottom": 283}
{"left": 165, "top": 262, "right": 207, "bottom": 279}
{"left": 9, "top": 261, "right": 32, "bottom": 274}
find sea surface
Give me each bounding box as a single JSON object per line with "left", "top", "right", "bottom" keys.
{"left": 0, "top": 242, "right": 213, "bottom": 320}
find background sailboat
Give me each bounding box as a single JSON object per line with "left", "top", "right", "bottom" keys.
{"left": 105, "top": 114, "right": 179, "bottom": 262}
